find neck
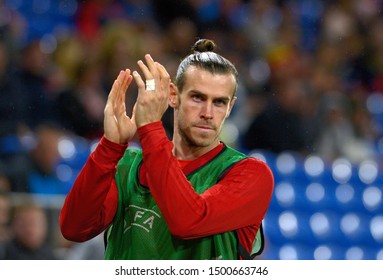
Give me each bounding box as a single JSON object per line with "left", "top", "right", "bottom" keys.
{"left": 172, "top": 134, "right": 220, "bottom": 160}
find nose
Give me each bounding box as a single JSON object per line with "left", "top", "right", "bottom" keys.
{"left": 200, "top": 102, "right": 213, "bottom": 120}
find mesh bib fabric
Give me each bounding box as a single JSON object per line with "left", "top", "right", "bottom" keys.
{"left": 105, "top": 146, "right": 256, "bottom": 260}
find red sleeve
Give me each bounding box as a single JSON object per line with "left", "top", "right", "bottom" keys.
{"left": 137, "top": 122, "right": 274, "bottom": 242}
{"left": 59, "top": 136, "right": 127, "bottom": 242}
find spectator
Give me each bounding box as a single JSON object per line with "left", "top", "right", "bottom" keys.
{"left": 314, "top": 91, "right": 376, "bottom": 163}
{"left": 55, "top": 61, "right": 106, "bottom": 140}
{"left": 8, "top": 123, "right": 71, "bottom": 195}
{"left": 242, "top": 79, "right": 309, "bottom": 154}
{"left": 0, "top": 41, "right": 27, "bottom": 136}
{"left": 0, "top": 173, "right": 11, "bottom": 192}
{"left": 0, "top": 202, "right": 57, "bottom": 260}
{"left": 15, "top": 39, "right": 58, "bottom": 129}
{"left": 0, "top": 190, "right": 11, "bottom": 243}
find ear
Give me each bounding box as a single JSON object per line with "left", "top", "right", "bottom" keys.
{"left": 226, "top": 96, "right": 237, "bottom": 118}
{"left": 168, "top": 83, "right": 178, "bottom": 108}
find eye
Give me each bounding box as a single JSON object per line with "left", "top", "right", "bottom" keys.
{"left": 192, "top": 94, "right": 203, "bottom": 102}
{"left": 214, "top": 99, "right": 227, "bottom": 107}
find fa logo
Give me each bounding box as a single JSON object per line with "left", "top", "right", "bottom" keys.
{"left": 124, "top": 205, "right": 161, "bottom": 233}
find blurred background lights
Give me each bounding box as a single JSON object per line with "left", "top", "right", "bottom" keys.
{"left": 0, "top": 5, "right": 12, "bottom": 25}
{"left": 19, "top": 131, "right": 37, "bottom": 151}
{"left": 275, "top": 182, "right": 295, "bottom": 207}
{"left": 128, "top": 142, "right": 142, "bottom": 151}
{"left": 279, "top": 211, "right": 298, "bottom": 237}
{"left": 370, "top": 215, "right": 383, "bottom": 242}
{"left": 40, "top": 34, "right": 57, "bottom": 54}
{"left": 33, "top": 0, "right": 50, "bottom": 14}
{"left": 56, "top": 164, "right": 73, "bottom": 182}
{"left": 377, "top": 249, "right": 383, "bottom": 260}
{"left": 2, "top": 0, "right": 383, "bottom": 261}
{"left": 340, "top": 213, "right": 360, "bottom": 236}
{"left": 314, "top": 246, "right": 332, "bottom": 260}
{"left": 249, "top": 151, "right": 267, "bottom": 163}
{"left": 220, "top": 120, "right": 239, "bottom": 145}
{"left": 378, "top": 138, "right": 383, "bottom": 155}
{"left": 306, "top": 183, "right": 325, "bottom": 203}
{"left": 335, "top": 184, "right": 355, "bottom": 204}
{"left": 58, "top": 0, "right": 78, "bottom": 16}
{"left": 345, "top": 247, "right": 364, "bottom": 260}
{"left": 279, "top": 245, "right": 298, "bottom": 260}
{"left": 304, "top": 155, "right": 325, "bottom": 177}
{"left": 362, "top": 186, "right": 382, "bottom": 211}
{"left": 332, "top": 158, "right": 352, "bottom": 184}
{"left": 5, "top": 0, "right": 22, "bottom": 10}
{"left": 58, "top": 137, "right": 76, "bottom": 159}
{"left": 358, "top": 160, "right": 378, "bottom": 184}
{"left": 276, "top": 152, "right": 296, "bottom": 175}
{"left": 249, "top": 59, "right": 271, "bottom": 84}
{"left": 310, "top": 212, "right": 330, "bottom": 236}
{"left": 90, "top": 140, "right": 99, "bottom": 153}
{"left": 366, "top": 92, "right": 383, "bottom": 115}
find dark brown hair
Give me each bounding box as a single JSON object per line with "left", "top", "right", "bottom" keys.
{"left": 174, "top": 39, "right": 238, "bottom": 95}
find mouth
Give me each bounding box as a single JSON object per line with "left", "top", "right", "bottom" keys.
{"left": 195, "top": 125, "right": 214, "bottom": 131}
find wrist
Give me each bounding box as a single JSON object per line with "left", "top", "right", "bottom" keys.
{"left": 137, "top": 121, "right": 164, "bottom": 137}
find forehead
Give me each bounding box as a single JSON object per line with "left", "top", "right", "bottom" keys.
{"left": 182, "top": 66, "right": 236, "bottom": 98}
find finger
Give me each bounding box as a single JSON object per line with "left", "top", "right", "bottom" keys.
{"left": 144, "top": 54, "right": 159, "bottom": 79}
{"left": 115, "top": 69, "right": 132, "bottom": 102}
{"left": 156, "top": 62, "right": 170, "bottom": 84}
{"left": 137, "top": 59, "right": 153, "bottom": 80}
{"left": 105, "top": 75, "right": 122, "bottom": 118}
{"left": 156, "top": 62, "right": 170, "bottom": 94}
{"left": 120, "top": 69, "right": 131, "bottom": 90}
{"left": 108, "top": 71, "right": 124, "bottom": 102}
{"left": 113, "top": 72, "right": 126, "bottom": 110}
{"left": 132, "top": 70, "right": 145, "bottom": 92}
{"left": 119, "top": 69, "right": 133, "bottom": 99}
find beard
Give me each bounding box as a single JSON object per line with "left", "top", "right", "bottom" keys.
{"left": 177, "top": 117, "right": 220, "bottom": 148}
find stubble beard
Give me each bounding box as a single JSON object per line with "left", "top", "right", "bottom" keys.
{"left": 177, "top": 118, "right": 220, "bottom": 148}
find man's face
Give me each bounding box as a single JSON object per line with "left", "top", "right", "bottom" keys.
{"left": 175, "top": 67, "right": 236, "bottom": 149}
{"left": 13, "top": 208, "right": 47, "bottom": 250}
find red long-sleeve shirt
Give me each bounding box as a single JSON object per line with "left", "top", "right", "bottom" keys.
{"left": 60, "top": 121, "right": 274, "bottom": 255}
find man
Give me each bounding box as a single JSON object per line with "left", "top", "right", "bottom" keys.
{"left": 1, "top": 202, "right": 57, "bottom": 260}
{"left": 60, "top": 39, "right": 274, "bottom": 260}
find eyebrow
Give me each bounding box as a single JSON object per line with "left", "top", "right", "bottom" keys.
{"left": 189, "top": 90, "right": 232, "bottom": 102}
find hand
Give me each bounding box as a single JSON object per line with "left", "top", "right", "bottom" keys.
{"left": 132, "top": 54, "right": 171, "bottom": 128}
{"left": 104, "top": 69, "right": 136, "bottom": 144}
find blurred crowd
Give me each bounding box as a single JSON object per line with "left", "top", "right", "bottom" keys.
{"left": 1, "top": 0, "right": 383, "bottom": 259}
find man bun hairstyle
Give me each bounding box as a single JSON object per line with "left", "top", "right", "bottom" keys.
{"left": 191, "top": 39, "right": 216, "bottom": 53}
{"left": 175, "top": 39, "right": 238, "bottom": 95}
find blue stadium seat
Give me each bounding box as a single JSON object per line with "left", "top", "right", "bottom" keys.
{"left": 340, "top": 212, "right": 376, "bottom": 247}
{"left": 270, "top": 181, "right": 297, "bottom": 210}
{"left": 369, "top": 214, "right": 383, "bottom": 244}
{"left": 303, "top": 182, "right": 337, "bottom": 212}
{"left": 263, "top": 209, "right": 315, "bottom": 246}
{"left": 375, "top": 248, "right": 383, "bottom": 260}
{"left": 313, "top": 244, "right": 346, "bottom": 260}
{"left": 362, "top": 185, "right": 383, "bottom": 213}
{"left": 309, "top": 211, "right": 343, "bottom": 244}
{"left": 331, "top": 158, "right": 354, "bottom": 185}
{"left": 334, "top": 183, "right": 363, "bottom": 213}
{"left": 277, "top": 243, "right": 314, "bottom": 260}
{"left": 344, "top": 246, "right": 376, "bottom": 260}
{"left": 248, "top": 149, "right": 277, "bottom": 171}
{"left": 274, "top": 151, "right": 307, "bottom": 183}
{"left": 357, "top": 159, "right": 379, "bottom": 185}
